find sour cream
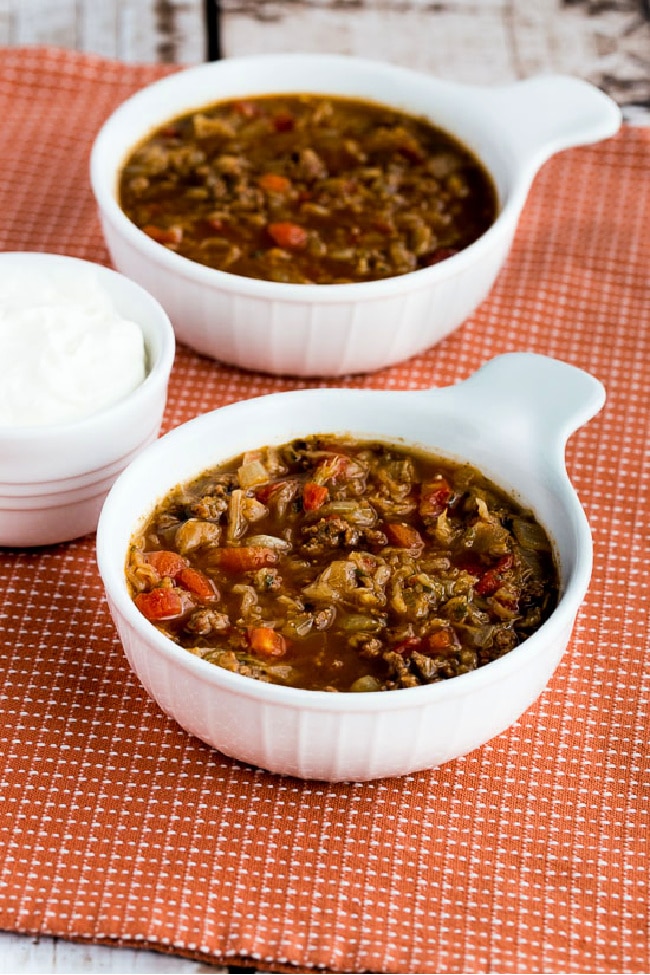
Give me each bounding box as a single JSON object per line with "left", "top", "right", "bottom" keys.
{"left": 0, "top": 265, "right": 146, "bottom": 427}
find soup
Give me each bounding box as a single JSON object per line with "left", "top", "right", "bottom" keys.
{"left": 118, "top": 94, "right": 497, "bottom": 285}
{"left": 126, "top": 437, "right": 558, "bottom": 693}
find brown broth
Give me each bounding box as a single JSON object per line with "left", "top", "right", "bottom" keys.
{"left": 119, "top": 94, "right": 497, "bottom": 284}
{"left": 126, "top": 437, "right": 558, "bottom": 693}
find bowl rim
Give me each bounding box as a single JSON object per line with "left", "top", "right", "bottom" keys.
{"left": 90, "top": 52, "right": 523, "bottom": 302}
{"left": 96, "top": 385, "right": 593, "bottom": 714}
{"left": 0, "top": 251, "right": 176, "bottom": 441}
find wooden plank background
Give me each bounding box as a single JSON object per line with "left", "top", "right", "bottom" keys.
{"left": 0, "top": 0, "right": 648, "bottom": 120}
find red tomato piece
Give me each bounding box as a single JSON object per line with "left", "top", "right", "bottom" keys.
{"left": 145, "top": 550, "right": 188, "bottom": 580}
{"left": 267, "top": 222, "right": 308, "bottom": 250}
{"left": 135, "top": 588, "right": 184, "bottom": 621}
{"left": 259, "top": 172, "right": 291, "bottom": 193}
{"left": 303, "top": 482, "right": 329, "bottom": 511}
{"left": 393, "top": 637, "right": 422, "bottom": 657}
{"left": 176, "top": 566, "right": 217, "bottom": 601}
{"left": 247, "top": 626, "right": 287, "bottom": 657}
{"left": 474, "top": 554, "right": 514, "bottom": 596}
{"left": 385, "top": 523, "right": 424, "bottom": 549}
{"left": 420, "top": 478, "right": 452, "bottom": 519}
{"left": 255, "top": 482, "right": 284, "bottom": 504}
{"left": 272, "top": 112, "right": 295, "bottom": 132}
{"left": 211, "top": 547, "right": 280, "bottom": 572}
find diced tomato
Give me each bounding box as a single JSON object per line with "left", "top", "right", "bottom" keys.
{"left": 267, "top": 222, "right": 308, "bottom": 250}
{"left": 176, "top": 566, "right": 217, "bottom": 601}
{"left": 272, "top": 112, "right": 295, "bottom": 132}
{"left": 474, "top": 554, "right": 514, "bottom": 596}
{"left": 303, "top": 482, "right": 328, "bottom": 511}
{"left": 420, "top": 478, "right": 452, "bottom": 519}
{"left": 393, "top": 636, "right": 422, "bottom": 657}
{"left": 255, "top": 482, "right": 284, "bottom": 504}
{"left": 247, "top": 626, "right": 287, "bottom": 657}
{"left": 385, "top": 523, "right": 423, "bottom": 549}
{"left": 211, "top": 547, "right": 280, "bottom": 572}
{"left": 145, "top": 550, "right": 188, "bottom": 580}
{"left": 259, "top": 172, "right": 291, "bottom": 193}
{"left": 142, "top": 224, "right": 183, "bottom": 245}
{"left": 135, "top": 588, "right": 184, "bottom": 621}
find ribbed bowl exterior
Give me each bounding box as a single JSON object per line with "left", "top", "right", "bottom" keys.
{"left": 0, "top": 414, "right": 163, "bottom": 546}
{"left": 111, "top": 592, "right": 575, "bottom": 782}
{"left": 100, "top": 211, "right": 512, "bottom": 377}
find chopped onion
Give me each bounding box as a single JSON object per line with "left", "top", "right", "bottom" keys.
{"left": 238, "top": 458, "right": 269, "bottom": 489}
{"left": 246, "top": 534, "right": 291, "bottom": 551}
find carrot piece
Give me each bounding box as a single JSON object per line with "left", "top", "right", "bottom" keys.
{"left": 259, "top": 172, "right": 291, "bottom": 193}
{"left": 135, "top": 588, "right": 184, "bottom": 621}
{"left": 303, "top": 482, "right": 329, "bottom": 511}
{"left": 423, "top": 629, "right": 454, "bottom": 652}
{"left": 267, "top": 222, "right": 308, "bottom": 249}
{"left": 247, "top": 626, "right": 287, "bottom": 657}
{"left": 385, "top": 523, "right": 423, "bottom": 549}
{"left": 176, "top": 566, "right": 217, "bottom": 601}
{"left": 145, "top": 550, "right": 188, "bottom": 580}
{"left": 211, "top": 547, "right": 280, "bottom": 572}
{"left": 142, "top": 224, "right": 183, "bottom": 245}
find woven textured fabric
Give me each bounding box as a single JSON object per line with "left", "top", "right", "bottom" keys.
{"left": 0, "top": 46, "right": 648, "bottom": 975}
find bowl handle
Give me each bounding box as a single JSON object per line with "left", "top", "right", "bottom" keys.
{"left": 433, "top": 352, "right": 606, "bottom": 459}
{"left": 473, "top": 75, "right": 621, "bottom": 171}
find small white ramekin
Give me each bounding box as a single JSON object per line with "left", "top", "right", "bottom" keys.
{"left": 96, "top": 352, "right": 604, "bottom": 781}
{"left": 0, "top": 252, "right": 176, "bottom": 548}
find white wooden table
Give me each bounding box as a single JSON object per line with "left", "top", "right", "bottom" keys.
{"left": 0, "top": 932, "right": 229, "bottom": 973}
{"left": 0, "top": 3, "right": 647, "bottom": 972}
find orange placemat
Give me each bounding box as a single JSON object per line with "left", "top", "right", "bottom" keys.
{"left": 0, "top": 46, "right": 648, "bottom": 975}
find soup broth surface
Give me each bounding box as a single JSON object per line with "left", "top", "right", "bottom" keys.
{"left": 127, "top": 436, "right": 558, "bottom": 693}
{"left": 119, "top": 94, "right": 497, "bottom": 284}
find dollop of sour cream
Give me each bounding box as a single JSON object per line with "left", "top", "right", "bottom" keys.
{"left": 0, "top": 264, "right": 146, "bottom": 427}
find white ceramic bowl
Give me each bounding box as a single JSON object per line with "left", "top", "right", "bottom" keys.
{"left": 0, "top": 252, "right": 175, "bottom": 548}
{"left": 90, "top": 54, "right": 620, "bottom": 377}
{"left": 96, "top": 352, "right": 604, "bottom": 781}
